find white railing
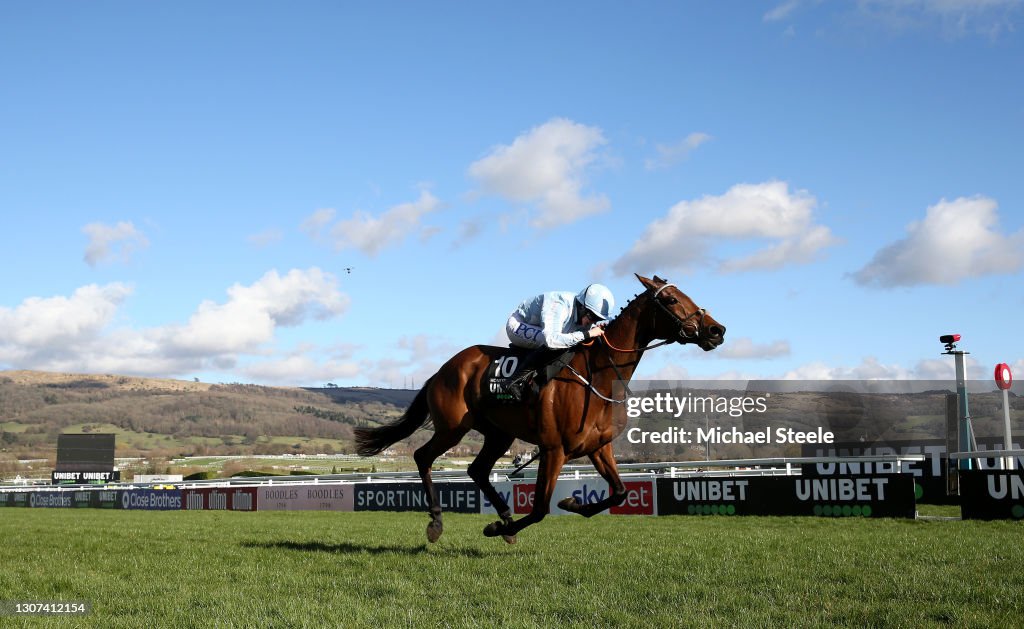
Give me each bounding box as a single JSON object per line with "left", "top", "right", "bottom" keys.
{"left": 0, "top": 454, "right": 927, "bottom": 492}
{"left": 949, "top": 449, "right": 1024, "bottom": 470}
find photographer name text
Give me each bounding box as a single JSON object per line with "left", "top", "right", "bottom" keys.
{"left": 625, "top": 425, "right": 834, "bottom": 445}
{"left": 624, "top": 392, "right": 834, "bottom": 445}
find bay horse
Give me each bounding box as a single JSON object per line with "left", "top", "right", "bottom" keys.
{"left": 354, "top": 274, "right": 725, "bottom": 543}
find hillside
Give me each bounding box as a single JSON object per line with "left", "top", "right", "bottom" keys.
{"left": 0, "top": 370, "right": 422, "bottom": 464}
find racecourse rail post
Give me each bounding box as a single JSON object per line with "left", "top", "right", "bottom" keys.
{"left": 995, "top": 363, "right": 1014, "bottom": 471}
{"left": 941, "top": 335, "right": 973, "bottom": 471}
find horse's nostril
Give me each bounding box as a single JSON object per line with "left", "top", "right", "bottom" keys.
{"left": 709, "top": 325, "right": 725, "bottom": 338}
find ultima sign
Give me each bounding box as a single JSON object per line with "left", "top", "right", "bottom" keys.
{"left": 181, "top": 488, "right": 257, "bottom": 511}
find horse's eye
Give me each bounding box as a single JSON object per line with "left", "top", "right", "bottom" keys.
{"left": 664, "top": 298, "right": 677, "bottom": 306}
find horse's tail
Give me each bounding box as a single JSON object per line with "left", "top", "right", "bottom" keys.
{"left": 354, "top": 377, "right": 433, "bottom": 457}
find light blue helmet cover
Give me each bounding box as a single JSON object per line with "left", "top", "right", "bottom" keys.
{"left": 575, "top": 284, "right": 614, "bottom": 320}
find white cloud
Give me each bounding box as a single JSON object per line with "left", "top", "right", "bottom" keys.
{"left": 240, "top": 354, "right": 361, "bottom": 386}
{"left": 782, "top": 357, "right": 915, "bottom": 380}
{"left": 857, "top": 0, "right": 1023, "bottom": 37}
{"left": 720, "top": 225, "right": 836, "bottom": 273}
{"left": 327, "top": 190, "right": 440, "bottom": 257}
{"left": 852, "top": 195, "right": 1024, "bottom": 288}
{"left": 643, "top": 363, "right": 692, "bottom": 380}
{"left": 82, "top": 221, "right": 149, "bottom": 266}
{"left": 300, "top": 209, "right": 335, "bottom": 240}
{"left": 0, "top": 283, "right": 132, "bottom": 350}
{"left": 360, "top": 334, "right": 462, "bottom": 388}
{"left": 765, "top": 1, "right": 803, "bottom": 22}
{"left": 613, "top": 181, "right": 838, "bottom": 275}
{"left": 779, "top": 355, "right": 995, "bottom": 380}
{"left": 468, "top": 118, "right": 610, "bottom": 229}
{"left": 451, "top": 217, "right": 485, "bottom": 249}
{"left": 644, "top": 132, "right": 712, "bottom": 170}
{"left": 0, "top": 268, "right": 350, "bottom": 380}
{"left": 638, "top": 354, "right": 1004, "bottom": 382}
{"left": 713, "top": 337, "right": 791, "bottom": 360}
{"left": 247, "top": 228, "right": 283, "bottom": 248}
{"left": 169, "top": 268, "right": 349, "bottom": 355}
{"left": 763, "top": 0, "right": 1022, "bottom": 39}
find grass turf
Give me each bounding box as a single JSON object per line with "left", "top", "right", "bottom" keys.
{"left": 0, "top": 509, "right": 1021, "bottom": 627}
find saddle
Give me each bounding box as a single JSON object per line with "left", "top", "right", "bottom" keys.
{"left": 483, "top": 346, "right": 576, "bottom": 404}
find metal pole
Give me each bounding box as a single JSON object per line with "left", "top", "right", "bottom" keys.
{"left": 1003, "top": 388, "right": 1014, "bottom": 471}
{"left": 953, "top": 351, "right": 973, "bottom": 470}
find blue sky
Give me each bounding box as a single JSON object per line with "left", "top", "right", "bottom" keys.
{"left": 1, "top": 1, "right": 1022, "bottom": 388}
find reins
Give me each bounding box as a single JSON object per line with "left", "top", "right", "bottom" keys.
{"left": 562, "top": 282, "right": 710, "bottom": 404}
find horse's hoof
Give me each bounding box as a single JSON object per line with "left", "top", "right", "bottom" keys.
{"left": 483, "top": 521, "right": 503, "bottom": 537}
{"left": 426, "top": 520, "right": 443, "bottom": 543}
{"left": 557, "top": 497, "right": 580, "bottom": 512}
{"left": 502, "top": 534, "right": 517, "bottom": 545}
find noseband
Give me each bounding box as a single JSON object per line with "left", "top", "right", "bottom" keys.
{"left": 652, "top": 283, "right": 707, "bottom": 341}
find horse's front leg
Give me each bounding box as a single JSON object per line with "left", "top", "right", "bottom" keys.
{"left": 558, "top": 443, "right": 627, "bottom": 517}
{"left": 484, "top": 447, "right": 566, "bottom": 538}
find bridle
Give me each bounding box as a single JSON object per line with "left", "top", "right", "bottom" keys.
{"left": 600, "top": 283, "right": 709, "bottom": 353}
{"left": 564, "top": 282, "right": 710, "bottom": 404}
{"left": 651, "top": 282, "right": 708, "bottom": 343}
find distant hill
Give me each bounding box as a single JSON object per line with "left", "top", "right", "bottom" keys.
{"left": 305, "top": 386, "right": 417, "bottom": 408}
{"left": 0, "top": 370, "right": 422, "bottom": 462}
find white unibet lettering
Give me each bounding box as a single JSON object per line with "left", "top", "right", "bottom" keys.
{"left": 985, "top": 474, "right": 1024, "bottom": 500}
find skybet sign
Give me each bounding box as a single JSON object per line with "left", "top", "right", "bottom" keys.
{"left": 484, "top": 479, "right": 656, "bottom": 516}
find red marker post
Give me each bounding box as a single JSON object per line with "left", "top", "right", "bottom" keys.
{"left": 995, "top": 363, "right": 1014, "bottom": 470}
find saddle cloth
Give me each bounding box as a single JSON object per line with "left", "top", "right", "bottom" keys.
{"left": 482, "top": 346, "right": 575, "bottom": 404}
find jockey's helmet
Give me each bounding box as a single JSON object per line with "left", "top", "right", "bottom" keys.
{"left": 576, "top": 284, "right": 614, "bottom": 321}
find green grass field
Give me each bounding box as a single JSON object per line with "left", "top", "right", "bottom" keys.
{"left": 0, "top": 509, "right": 1022, "bottom": 628}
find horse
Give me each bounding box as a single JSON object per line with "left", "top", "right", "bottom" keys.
{"left": 354, "top": 274, "right": 726, "bottom": 543}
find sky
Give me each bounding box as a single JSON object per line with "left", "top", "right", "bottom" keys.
{"left": 1, "top": 1, "right": 1022, "bottom": 389}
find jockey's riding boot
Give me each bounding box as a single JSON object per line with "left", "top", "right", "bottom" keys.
{"left": 505, "top": 368, "right": 538, "bottom": 402}
{"left": 505, "top": 347, "right": 549, "bottom": 401}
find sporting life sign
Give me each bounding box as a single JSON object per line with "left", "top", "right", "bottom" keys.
{"left": 354, "top": 482, "right": 479, "bottom": 513}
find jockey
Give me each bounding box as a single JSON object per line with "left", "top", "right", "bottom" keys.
{"left": 502, "top": 284, "right": 614, "bottom": 401}
{"left": 506, "top": 283, "right": 615, "bottom": 349}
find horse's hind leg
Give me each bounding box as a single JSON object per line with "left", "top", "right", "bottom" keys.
{"left": 414, "top": 426, "right": 468, "bottom": 543}
{"left": 468, "top": 429, "right": 516, "bottom": 543}
{"left": 558, "top": 443, "right": 627, "bottom": 517}
{"left": 485, "top": 447, "right": 566, "bottom": 538}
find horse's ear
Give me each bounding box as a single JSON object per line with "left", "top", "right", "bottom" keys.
{"left": 635, "top": 273, "right": 656, "bottom": 290}
{"left": 653, "top": 275, "right": 666, "bottom": 284}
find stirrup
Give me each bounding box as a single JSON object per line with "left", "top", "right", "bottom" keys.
{"left": 505, "top": 369, "right": 537, "bottom": 401}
